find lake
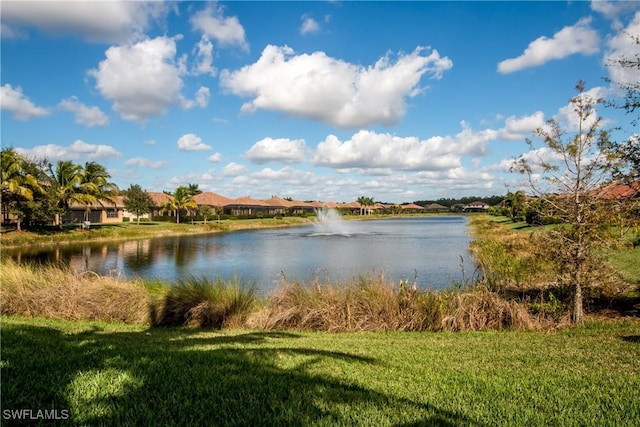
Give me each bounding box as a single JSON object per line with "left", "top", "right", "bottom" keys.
{"left": 5, "top": 215, "right": 476, "bottom": 294}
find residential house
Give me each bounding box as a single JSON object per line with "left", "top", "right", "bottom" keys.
{"left": 64, "top": 196, "right": 125, "bottom": 224}
{"left": 463, "top": 201, "right": 490, "bottom": 212}
{"left": 423, "top": 203, "right": 450, "bottom": 213}
{"left": 193, "top": 192, "right": 232, "bottom": 216}
{"left": 225, "top": 196, "right": 271, "bottom": 216}
{"left": 401, "top": 203, "right": 425, "bottom": 213}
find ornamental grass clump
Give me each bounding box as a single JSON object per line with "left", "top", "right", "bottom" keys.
{"left": 262, "top": 274, "right": 417, "bottom": 332}
{"left": 440, "top": 287, "right": 538, "bottom": 331}
{"left": 0, "top": 258, "right": 150, "bottom": 324}
{"left": 262, "top": 272, "right": 541, "bottom": 332}
{"left": 152, "top": 276, "right": 257, "bottom": 328}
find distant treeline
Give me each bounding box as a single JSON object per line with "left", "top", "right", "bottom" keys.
{"left": 412, "top": 195, "right": 504, "bottom": 208}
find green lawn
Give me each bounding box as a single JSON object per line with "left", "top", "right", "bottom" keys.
{"left": 0, "top": 217, "right": 310, "bottom": 249}
{"left": 485, "top": 215, "right": 640, "bottom": 284}
{"left": 2, "top": 316, "right": 639, "bottom": 426}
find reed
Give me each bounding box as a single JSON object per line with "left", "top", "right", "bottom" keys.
{"left": 262, "top": 274, "right": 542, "bottom": 332}
{"left": 0, "top": 258, "right": 150, "bottom": 324}
{"left": 151, "top": 276, "right": 257, "bottom": 328}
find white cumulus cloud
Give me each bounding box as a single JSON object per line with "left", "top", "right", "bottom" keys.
{"left": 0, "top": 84, "right": 49, "bottom": 120}
{"left": 16, "top": 139, "right": 121, "bottom": 161}
{"left": 124, "top": 157, "right": 167, "bottom": 169}
{"left": 313, "top": 130, "right": 462, "bottom": 171}
{"left": 245, "top": 137, "right": 308, "bottom": 164}
{"left": 89, "top": 36, "right": 204, "bottom": 122}
{"left": 591, "top": 1, "right": 640, "bottom": 29}
{"left": 208, "top": 153, "right": 223, "bottom": 162}
{"left": 300, "top": 17, "right": 320, "bottom": 35}
{"left": 190, "top": 4, "right": 248, "bottom": 51}
{"left": 223, "top": 162, "right": 246, "bottom": 177}
{"left": 192, "top": 36, "right": 216, "bottom": 76}
{"left": 1, "top": 0, "right": 169, "bottom": 43}
{"left": 498, "top": 17, "right": 600, "bottom": 73}
{"left": 220, "top": 45, "right": 453, "bottom": 129}
{"left": 177, "top": 133, "right": 212, "bottom": 151}
{"left": 58, "top": 96, "right": 109, "bottom": 127}
{"left": 603, "top": 12, "right": 640, "bottom": 92}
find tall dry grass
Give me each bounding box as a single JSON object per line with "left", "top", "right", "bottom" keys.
{"left": 1, "top": 258, "right": 150, "bottom": 324}
{"left": 261, "top": 275, "right": 545, "bottom": 332}
{"left": 151, "top": 276, "right": 257, "bottom": 328}
{"left": 1, "top": 257, "right": 563, "bottom": 332}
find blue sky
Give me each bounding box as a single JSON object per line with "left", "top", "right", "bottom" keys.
{"left": 2, "top": 1, "right": 639, "bottom": 203}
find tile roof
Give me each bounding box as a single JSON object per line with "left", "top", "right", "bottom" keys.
{"left": 424, "top": 203, "right": 449, "bottom": 210}
{"left": 68, "top": 196, "right": 124, "bottom": 209}
{"left": 595, "top": 181, "right": 640, "bottom": 200}
{"left": 227, "top": 196, "right": 270, "bottom": 206}
{"left": 193, "top": 192, "right": 233, "bottom": 206}
{"left": 147, "top": 192, "right": 173, "bottom": 206}
{"left": 262, "top": 196, "right": 296, "bottom": 208}
{"left": 401, "top": 203, "right": 425, "bottom": 210}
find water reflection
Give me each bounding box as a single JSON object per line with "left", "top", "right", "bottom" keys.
{"left": 5, "top": 216, "right": 476, "bottom": 292}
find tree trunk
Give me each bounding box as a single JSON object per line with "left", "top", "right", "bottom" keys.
{"left": 572, "top": 282, "right": 584, "bottom": 324}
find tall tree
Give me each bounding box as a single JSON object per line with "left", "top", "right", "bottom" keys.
{"left": 513, "top": 81, "right": 621, "bottom": 324}
{"left": 186, "top": 183, "right": 202, "bottom": 196}
{"left": 123, "top": 184, "right": 154, "bottom": 225}
{"left": 161, "top": 186, "right": 198, "bottom": 224}
{"left": 79, "top": 161, "right": 119, "bottom": 221}
{"left": 357, "top": 196, "right": 375, "bottom": 215}
{"left": 504, "top": 191, "right": 527, "bottom": 222}
{"left": 48, "top": 160, "right": 93, "bottom": 225}
{"left": 1, "top": 148, "right": 44, "bottom": 230}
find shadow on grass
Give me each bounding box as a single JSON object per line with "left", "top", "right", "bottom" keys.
{"left": 622, "top": 335, "right": 640, "bottom": 343}
{"left": 1, "top": 323, "right": 481, "bottom": 426}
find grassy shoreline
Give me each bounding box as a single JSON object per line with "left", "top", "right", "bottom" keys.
{"left": 0, "top": 216, "right": 312, "bottom": 249}
{"left": 2, "top": 214, "right": 638, "bottom": 329}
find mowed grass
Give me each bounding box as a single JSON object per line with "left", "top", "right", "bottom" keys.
{"left": 2, "top": 315, "right": 639, "bottom": 426}
{"left": 0, "top": 217, "right": 310, "bottom": 248}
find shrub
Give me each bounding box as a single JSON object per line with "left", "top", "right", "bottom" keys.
{"left": 152, "top": 276, "right": 257, "bottom": 328}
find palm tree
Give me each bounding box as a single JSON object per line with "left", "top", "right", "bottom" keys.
{"left": 49, "top": 160, "right": 93, "bottom": 226}
{"left": 79, "top": 162, "right": 119, "bottom": 222}
{"left": 1, "top": 148, "right": 43, "bottom": 229}
{"left": 161, "top": 186, "right": 198, "bottom": 224}
{"left": 186, "top": 182, "right": 202, "bottom": 196}
{"left": 357, "top": 196, "right": 366, "bottom": 215}
{"left": 357, "top": 196, "right": 375, "bottom": 215}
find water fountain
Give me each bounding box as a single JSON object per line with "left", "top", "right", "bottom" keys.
{"left": 311, "top": 207, "right": 352, "bottom": 236}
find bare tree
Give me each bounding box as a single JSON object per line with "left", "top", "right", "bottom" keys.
{"left": 513, "top": 81, "right": 621, "bottom": 324}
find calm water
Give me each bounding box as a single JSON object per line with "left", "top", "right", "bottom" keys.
{"left": 6, "top": 216, "right": 476, "bottom": 293}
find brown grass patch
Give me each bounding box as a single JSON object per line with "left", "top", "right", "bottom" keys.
{"left": 262, "top": 274, "right": 545, "bottom": 332}
{"left": 1, "top": 259, "right": 150, "bottom": 324}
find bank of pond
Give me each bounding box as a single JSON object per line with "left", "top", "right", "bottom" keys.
{"left": 2, "top": 214, "right": 638, "bottom": 330}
